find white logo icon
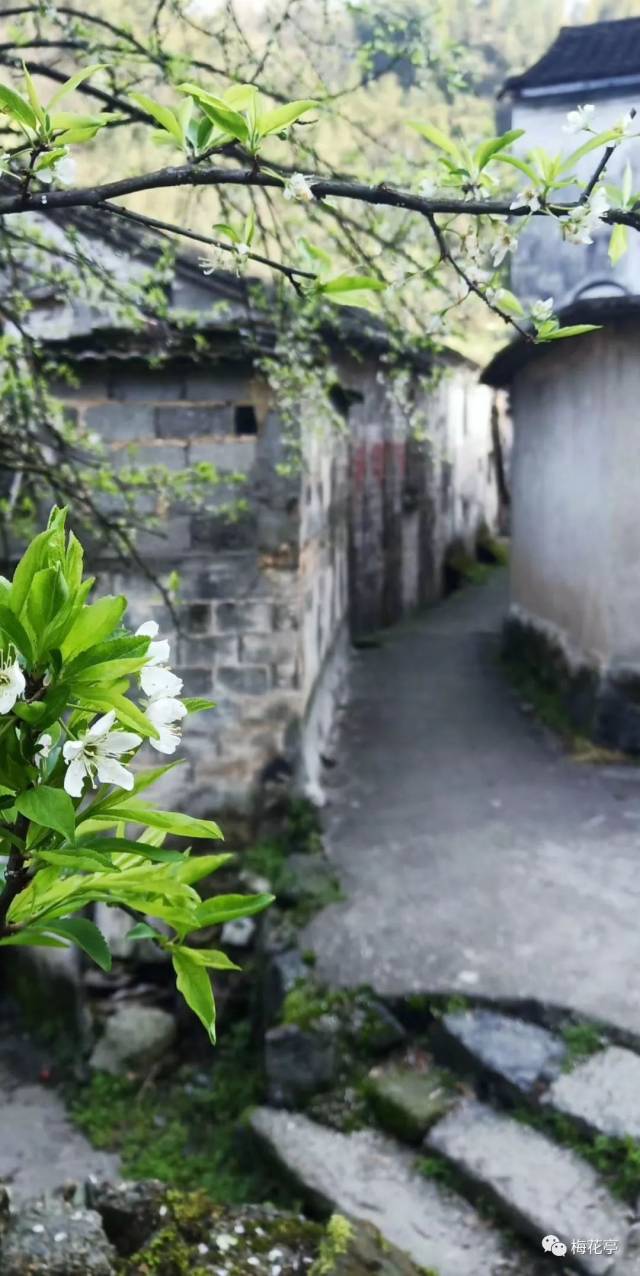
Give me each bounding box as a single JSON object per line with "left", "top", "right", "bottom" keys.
{"left": 542, "top": 1235, "right": 568, "bottom": 1257}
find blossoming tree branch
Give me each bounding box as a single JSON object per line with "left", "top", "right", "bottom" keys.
{"left": 0, "top": 508, "right": 274, "bottom": 1042}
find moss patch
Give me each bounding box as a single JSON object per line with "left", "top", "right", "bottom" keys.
{"left": 70, "top": 1023, "right": 292, "bottom": 1205}
{"left": 117, "top": 1194, "right": 323, "bottom": 1276}
{"left": 560, "top": 1022, "right": 605, "bottom": 1072}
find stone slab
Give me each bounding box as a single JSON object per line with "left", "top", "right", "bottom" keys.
{"left": 544, "top": 1046, "right": 640, "bottom": 1141}
{"left": 426, "top": 1099, "right": 631, "bottom": 1275}
{"left": 437, "top": 1009, "right": 566, "bottom": 1092}
{"left": 249, "top": 1107, "right": 546, "bottom": 1276}
{"left": 0, "top": 1080, "right": 119, "bottom": 1203}
{"left": 366, "top": 1062, "right": 455, "bottom": 1143}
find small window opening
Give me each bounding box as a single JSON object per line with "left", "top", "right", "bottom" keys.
{"left": 234, "top": 404, "right": 258, "bottom": 436}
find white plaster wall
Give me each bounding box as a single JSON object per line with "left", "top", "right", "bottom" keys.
{"left": 510, "top": 323, "right": 640, "bottom": 670}
{"left": 510, "top": 95, "right": 640, "bottom": 306}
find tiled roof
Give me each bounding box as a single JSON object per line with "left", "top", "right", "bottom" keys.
{"left": 503, "top": 18, "right": 640, "bottom": 95}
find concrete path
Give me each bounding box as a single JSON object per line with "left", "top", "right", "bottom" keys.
{"left": 0, "top": 999, "right": 119, "bottom": 1202}
{"left": 307, "top": 571, "right": 640, "bottom": 1040}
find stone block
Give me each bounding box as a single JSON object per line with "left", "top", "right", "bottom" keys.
{"left": 89, "top": 1005, "right": 176, "bottom": 1075}
{"left": 178, "top": 667, "right": 213, "bottom": 697}
{"left": 241, "top": 632, "right": 297, "bottom": 664}
{"left": 118, "top": 443, "right": 187, "bottom": 472}
{"left": 426, "top": 1100, "right": 629, "bottom": 1275}
{"left": 85, "top": 403, "right": 155, "bottom": 444}
{"left": 156, "top": 404, "right": 234, "bottom": 438}
{"left": 217, "top": 665, "right": 271, "bottom": 695}
{"left": 183, "top": 602, "right": 211, "bottom": 634}
{"left": 177, "top": 635, "right": 240, "bottom": 666}
{"left": 265, "top": 1023, "right": 338, "bottom": 1107}
{"left": 190, "top": 511, "right": 257, "bottom": 552}
{"left": 366, "top": 1063, "right": 455, "bottom": 1144}
{"left": 184, "top": 366, "right": 252, "bottom": 401}
{"left": 274, "top": 660, "right": 300, "bottom": 689}
{"left": 50, "top": 369, "right": 110, "bottom": 401}
{"left": 249, "top": 1109, "right": 541, "bottom": 1275}
{"left": 0, "top": 1200, "right": 116, "bottom": 1276}
{"left": 434, "top": 1010, "right": 566, "bottom": 1095}
{"left": 110, "top": 371, "right": 186, "bottom": 401}
{"left": 135, "top": 517, "right": 192, "bottom": 556}
{"left": 190, "top": 439, "right": 256, "bottom": 472}
{"left": 543, "top": 1046, "right": 640, "bottom": 1141}
{"left": 215, "top": 600, "right": 274, "bottom": 633}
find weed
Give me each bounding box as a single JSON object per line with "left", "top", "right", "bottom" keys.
{"left": 417, "top": 1154, "right": 462, "bottom": 1191}
{"left": 561, "top": 1022, "right": 604, "bottom": 1071}
{"left": 70, "top": 1022, "right": 291, "bottom": 1205}
{"left": 515, "top": 1106, "right": 640, "bottom": 1203}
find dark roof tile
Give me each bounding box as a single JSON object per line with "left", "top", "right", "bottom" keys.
{"left": 503, "top": 18, "right": 640, "bottom": 95}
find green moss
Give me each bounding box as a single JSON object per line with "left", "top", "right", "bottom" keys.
{"left": 117, "top": 1193, "right": 323, "bottom": 1276}
{"left": 445, "top": 550, "right": 492, "bottom": 587}
{"left": 502, "top": 652, "right": 578, "bottom": 742}
{"left": 477, "top": 533, "right": 509, "bottom": 566}
{"left": 311, "top": 1214, "right": 354, "bottom": 1274}
{"left": 70, "top": 1023, "right": 292, "bottom": 1205}
{"left": 514, "top": 1105, "right": 640, "bottom": 1203}
{"left": 561, "top": 1022, "right": 604, "bottom": 1072}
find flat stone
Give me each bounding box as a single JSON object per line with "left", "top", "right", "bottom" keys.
{"left": 437, "top": 1009, "right": 566, "bottom": 1092}
{"left": 612, "top": 1221, "right": 640, "bottom": 1274}
{"left": 0, "top": 1083, "right": 119, "bottom": 1204}
{"left": 426, "top": 1099, "right": 631, "bottom": 1275}
{"left": 264, "top": 1023, "right": 338, "bottom": 1107}
{"left": 544, "top": 1046, "right": 640, "bottom": 1141}
{"left": 249, "top": 1107, "right": 546, "bottom": 1276}
{"left": 366, "top": 1062, "right": 455, "bottom": 1143}
{"left": 0, "top": 1199, "right": 116, "bottom": 1275}
{"left": 89, "top": 1005, "right": 176, "bottom": 1076}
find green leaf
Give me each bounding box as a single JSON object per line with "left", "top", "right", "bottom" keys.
{"left": 61, "top": 596, "right": 126, "bottom": 660}
{"left": 561, "top": 129, "right": 621, "bottom": 172}
{"left": 129, "top": 92, "right": 184, "bottom": 144}
{"left": 48, "top": 64, "right": 107, "bottom": 108}
{"left": 0, "top": 83, "right": 38, "bottom": 131}
{"left": 194, "top": 892, "right": 273, "bottom": 927}
{"left": 98, "top": 801, "right": 223, "bottom": 841}
{"left": 322, "top": 274, "right": 387, "bottom": 295}
{"left": 44, "top": 917, "right": 112, "bottom": 971}
{"left": 495, "top": 288, "right": 525, "bottom": 318}
{"left": 126, "top": 921, "right": 160, "bottom": 941}
{"left": 76, "top": 690, "right": 157, "bottom": 739}
{"left": 492, "top": 153, "right": 538, "bottom": 183}
{"left": 211, "top": 222, "right": 240, "bottom": 243}
{"left": 609, "top": 223, "right": 628, "bottom": 266}
{"left": 475, "top": 129, "right": 525, "bottom": 171}
{"left": 539, "top": 324, "right": 601, "bottom": 341}
{"left": 0, "top": 604, "right": 34, "bottom": 662}
{"left": 15, "top": 786, "right": 76, "bottom": 842}
{"left": 176, "top": 84, "right": 248, "bottom": 142}
{"left": 172, "top": 948, "right": 216, "bottom": 1042}
{"left": 37, "top": 849, "right": 117, "bottom": 872}
{"left": 409, "top": 120, "right": 460, "bottom": 159}
{"left": 172, "top": 852, "right": 233, "bottom": 884}
{"left": 22, "top": 64, "right": 46, "bottom": 127}
{"left": 10, "top": 526, "right": 54, "bottom": 615}
{"left": 257, "top": 99, "right": 317, "bottom": 137}
{"left": 0, "top": 930, "right": 67, "bottom": 950}
{"left": 170, "top": 945, "right": 240, "bottom": 971}
{"left": 182, "top": 697, "right": 216, "bottom": 714}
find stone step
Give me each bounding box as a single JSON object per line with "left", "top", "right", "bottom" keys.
{"left": 432, "top": 1008, "right": 567, "bottom": 1095}
{"left": 543, "top": 1046, "right": 640, "bottom": 1142}
{"left": 249, "top": 1106, "right": 548, "bottom": 1276}
{"left": 426, "top": 1099, "right": 632, "bottom": 1275}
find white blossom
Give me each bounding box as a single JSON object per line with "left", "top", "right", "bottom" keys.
{"left": 490, "top": 226, "right": 518, "bottom": 267}
{"left": 510, "top": 186, "right": 541, "bottom": 213}
{"left": 563, "top": 185, "right": 609, "bottom": 245}
{"left": 62, "top": 711, "right": 141, "bottom": 797}
{"left": 35, "top": 733, "right": 53, "bottom": 767}
{"left": 198, "top": 249, "right": 227, "bottom": 275}
{"left": 283, "top": 172, "right": 314, "bottom": 202}
{"left": 144, "top": 695, "right": 187, "bottom": 756}
{"left": 136, "top": 621, "right": 170, "bottom": 668}
{"left": 563, "top": 103, "right": 595, "bottom": 134}
{"left": 0, "top": 650, "right": 25, "bottom": 714}
{"left": 466, "top": 264, "right": 492, "bottom": 287}
{"left": 215, "top": 1233, "right": 237, "bottom": 1252}
{"left": 140, "top": 664, "right": 183, "bottom": 699}
{"left": 54, "top": 155, "right": 76, "bottom": 186}
{"left": 530, "top": 297, "right": 554, "bottom": 324}
{"left": 618, "top": 110, "right": 636, "bottom": 138}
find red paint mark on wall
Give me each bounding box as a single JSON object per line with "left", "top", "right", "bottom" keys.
{"left": 352, "top": 440, "right": 406, "bottom": 492}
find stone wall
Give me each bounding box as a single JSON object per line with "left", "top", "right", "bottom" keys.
{"left": 505, "top": 319, "right": 640, "bottom": 751}
{"left": 41, "top": 339, "right": 500, "bottom": 821}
